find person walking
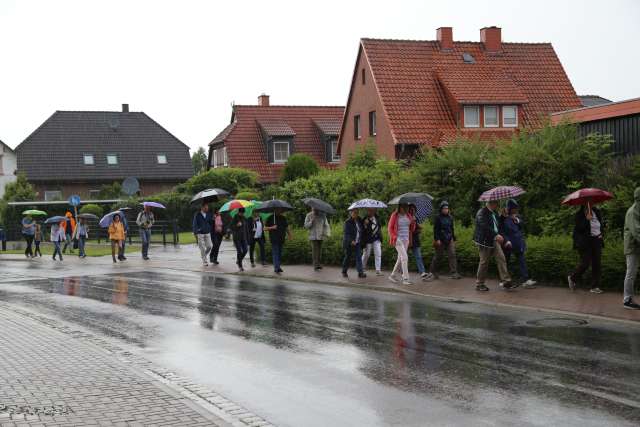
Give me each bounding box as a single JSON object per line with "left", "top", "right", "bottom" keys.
{"left": 409, "top": 205, "right": 432, "bottom": 281}
{"left": 118, "top": 209, "right": 129, "bottom": 261}
{"left": 51, "top": 221, "right": 65, "bottom": 261}
{"left": 21, "top": 214, "right": 35, "bottom": 258}
{"left": 108, "top": 214, "right": 126, "bottom": 263}
{"left": 342, "top": 209, "right": 366, "bottom": 278}
{"left": 73, "top": 217, "right": 89, "bottom": 258}
{"left": 361, "top": 208, "right": 383, "bottom": 276}
{"left": 500, "top": 199, "right": 536, "bottom": 288}
{"left": 193, "top": 203, "right": 213, "bottom": 266}
{"left": 209, "top": 209, "right": 224, "bottom": 265}
{"left": 136, "top": 205, "right": 154, "bottom": 260}
{"left": 304, "top": 208, "right": 331, "bottom": 271}
{"left": 473, "top": 200, "right": 513, "bottom": 291}
{"left": 568, "top": 202, "right": 605, "bottom": 294}
{"left": 265, "top": 208, "right": 291, "bottom": 274}
{"left": 249, "top": 211, "right": 266, "bottom": 267}
{"left": 34, "top": 222, "right": 43, "bottom": 257}
{"left": 232, "top": 208, "right": 250, "bottom": 271}
{"left": 428, "top": 201, "right": 460, "bottom": 280}
{"left": 388, "top": 204, "right": 415, "bottom": 285}
{"left": 623, "top": 187, "right": 640, "bottom": 309}
{"left": 61, "top": 211, "right": 76, "bottom": 254}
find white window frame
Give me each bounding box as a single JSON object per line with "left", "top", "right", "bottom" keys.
{"left": 83, "top": 154, "right": 94, "bottom": 165}
{"left": 157, "top": 153, "right": 167, "bottom": 164}
{"left": 483, "top": 106, "right": 499, "bottom": 128}
{"left": 369, "top": 111, "right": 377, "bottom": 136}
{"left": 463, "top": 106, "right": 480, "bottom": 128}
{"left": 223, "top": 147, "right": 228, "bottom": 166}
{"left": 44, "top": 190, "right": 62, "bottom": 201}
{"left": 331, "top": 140, "right": 341, "bottom": 162}
{"left": 212, "top": 149, "right": 218, "bottom": 169}
{"left": 106, "top": 154, "right": 119, "bottom": 165}
{"left": 272, "top": 141, "right": 290, "bottom": 164}
{"left": 502, "top": 105, "right": 518, "bottom": 127}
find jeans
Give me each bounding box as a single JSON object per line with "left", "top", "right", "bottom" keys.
{"left": 235, "top": 239, "right": 248, "bottom": 267}
{"left": 476, "top": 243, "right": 511, "bottom": 285}
{"left": 623, "top": 253, "right": 639, "bottom": 302}
{"left": 412, "top": 244, "right": 426, "bottom": 274}
{"left": 78, "top": 236, "right": 86, "bottom": 257}
{"left": 197, "top": 233, "right": 213, "bottom": 263}
{"left": 429, "top": 240, "right": 458, "bottom": 276}
{"left": 62, "top": 233, "right": 72, "bottom": 253}
{"left": 23, "top": 235, "right": 34, "bottom": 257}
{"left": 392, "top": 239, "right": 410, "bottom": 280}
{"left": 362, "top": 240, "right": 382, "bottom": 272}
{"left": 570, "top": 237, "right": 602, "bottom": 289}
{"left": 34, "top": 240, "right": 41, "bottom": 257}
{"left": 342, "top": 243, "right": 363, "bottom": 274}
{"left": 271, "top": 242, "right": 283, "bottom": 272}
{"left": 141, "top": 228, "right": 151, "bottom": 257}
{"left": 210, "top": 232, "right": 223, "bottom": 262}
{"left": 53, "top": 241, "right": 62, "bottom": 260}
{"left": 310, "top": 240, "right": 323, "bottom": 268}
{"left": 250, "top": 237, "right": 266, "bottom": 265}
{"left": 504, "top": 248, "right": 529, "bottom": 281}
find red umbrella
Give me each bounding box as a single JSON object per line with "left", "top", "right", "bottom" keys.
{"left": 561, "top": 188, "right": 613, "bottom": 206}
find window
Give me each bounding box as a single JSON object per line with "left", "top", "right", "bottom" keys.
{"left": 106, "top": 154, "right": 119, "bottom": 165}
{"left": 484, "top": 106, "right": 498, "bottom": 127}
{"left": 157, "top": 154, "right": 167, "bottom": 164}
{"left": 361, "top": 69, "right": 365, "bottom": 85}
{"left": 273, "top": 141, "right": 290, "bottom": 163}
{"left": 463, "top": 106, "right": 480, "bottom": 128}
{"left": 212, "top": 149, "right": 218, "bottom": 168}
{"left": 223, "top": 147, "right": 228, "bottom": 166}
{"left": 369, "top": 111, "right": 377, "bottom": 136}
{"left": 503, "top": 106, "right": 518, "bottom": 127}
{"left": 44, "top": 190, "right": 62, "bottom": 201}
{"left": 330, "top": 140, "right": 341, "bottom": 162}
{"left": 83, "top": 154, "right": 94, "bottom": 165}
{"left": 354, "top": 115, "right": 361, "bottom": 139}
{"left": 89, "top": 190, "right": 100, "bottom": 199}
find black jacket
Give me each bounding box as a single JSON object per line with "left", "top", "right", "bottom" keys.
{"left": 362, "top": 215, "right": 383, "bottom": 243}
{"left": 231, "top": 215, "right": 250, "bottom": 243}
{"left": 573, "top": 207, "right": 605, "bottom": 250}
{"left": 433, "top": 214, "right": 455, "bottom": 242}
{"left": 473, "top": 207, "right": 499, "bottom": 248}
{"left": 343, "top": 217, "right": 364, "bottom": 249}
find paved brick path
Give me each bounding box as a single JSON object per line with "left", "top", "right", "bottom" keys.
{"left": 0, "top": 305, "right": 225, "bottom": 427}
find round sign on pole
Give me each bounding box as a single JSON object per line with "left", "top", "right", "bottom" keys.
{"left": 69, "top": 195, "right": 81, "bottom": 207}
{"left": 122, "top": 177, "right": 140, "bottom": 196}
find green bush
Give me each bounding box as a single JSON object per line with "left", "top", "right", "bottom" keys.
{"left": 177, "top": 168, "right": 258, "bottom": 195}
{"left": 98, "top": 182, "right": 123, "bottom": 199}
{"left": 79, "top": 204, "right": 103, "bottom": 217}
{"left": 346, "top": 140, "right": 378, "bottom": 169}
{"left": 235, "top": 190, "right": 260, "bottom": 201}
{"left": 280, "top": 154, "right": 320, "bottom": 184}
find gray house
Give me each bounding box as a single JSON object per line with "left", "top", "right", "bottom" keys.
{"left": 16, "top": 104, "right": 193, "bottom": 201}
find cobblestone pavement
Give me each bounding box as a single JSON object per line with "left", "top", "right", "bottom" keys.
{"left": 0, "top": 304, "right": 242, "bottom": 427}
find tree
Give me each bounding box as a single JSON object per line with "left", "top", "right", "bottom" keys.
{"left": 280, "top": 154, "right": 320, "bottom": 184}
{"left": 2, "top": 173, "right": 36, "bottom": 203}
{"left": 98, "top": 182, "right": 123, "bottom": 199}
{"left": 79, "top": 203, "right": 103, "bottom": 217}
{"left": 177, "top": 167, "right": 258, "bottom": 195}
{"left": 346, "top": 140, "right": 378, "bottom": 169}
{"left": 191, "top": 147, "right": 208, "bottom": 175}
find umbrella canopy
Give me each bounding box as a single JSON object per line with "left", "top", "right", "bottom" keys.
{"left": 562, "top": 188, "right": 614, "bottom": 206}
{"left": 77, "top": 213, "right": 99, "bottom": 220}
{"left": 99, "top": 211, "right": 125, "bottom": 228}
{"left": 478, "top": 186, "right": 525, "bottom": 202}
{"left": 220, "top": 199, "right": 253, "bottom": 214}
{"left": 44, "top": 215, "right": 67, "bottom": 224}
{"left": 141, "top": 201, "right": 166, "bottom": 209}
{"left": 302, "top": 197, "right": 336, "bottom": 215}
{"left": 388, "top": 192, "right": 434, "bottom": 206}
{"left": 119, "top": 207, "right": 132, "bottom": 211}
{"left": 255, "top": 199, "right": 293, "bottom": 212}
{"left": 190, "top": 188, "right": 230, "bottom": 206}
{"left": 348, "top": 199, "right": 388, "bottom": 210}
{"left": 22, "top": 209, "right": 47, "bottom": 216}
{"left": 410, "top": 197, "right": 434, "bottom": 224}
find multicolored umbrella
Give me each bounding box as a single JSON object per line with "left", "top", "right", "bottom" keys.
{"left": 478, "top": 186, "right": 526, "bottom": 202}
{"left": 561, "top": 188, "right": 613, "bottom": 206}
{"left": 220, "top": 199, "right": 253, "bottom": 214}
{"left": 22, "top": 209, "right": 47, "bottom": 216}
{"left": 348, "top": 199, "right": 388, "bottom": 210}
{"left": 141, "top": 201, "right": 166, "bottom": 209}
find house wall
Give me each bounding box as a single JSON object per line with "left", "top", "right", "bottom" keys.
{"left": 32, "top": 180, "right": 180, "bottom": 201}
{"left": 0, "top": 146, "right": 17, "bottom": 198}
{"left": 340, "top": 48, "right": 396, "bottom": 164}
{"left": 578, "top": 113, "right": 640, "bottom": 156}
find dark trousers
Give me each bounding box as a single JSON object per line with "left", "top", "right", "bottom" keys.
{"left": 119, "top": 239, "right": 127, "bottom": 260}
{"left": 505, "top": 248, "right": 529, "bottom": 281}
{"left": 250, "top": 237, "right": 265, "bottom": 265}
{"left": 272, "top": 242, "right": 283, "bottom": 271}
{"left": 311, "top": 240, "right": 323, "bottom": 268}
{"left": 234, "top": 239, "right": 248, "bottom": 267}
{"left": 53, "top": 240, "right": 63, "bottom": 260}
{"left": 210, "top": 232, "right": 223, "bottom": 262}
{"left": 34, "top": 240, "right": 41, "bottom": 257}
{"left": 62, "top": 233, "right": 72, "bottom": 253}
{"left": 570, "top": 237, "right": 602, "bottom": 289}
{"left": 24, "top": 235, "right": 34, "bottom": 257}
{"left": 429, "top": 241, "right": 458, "bottom": 275}
{"left": 342, "top": 244, "right": 363, "bottom": 274}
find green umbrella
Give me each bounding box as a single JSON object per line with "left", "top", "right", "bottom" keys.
{"left": 22, "top": 209, "right": 47, "bottom": 216}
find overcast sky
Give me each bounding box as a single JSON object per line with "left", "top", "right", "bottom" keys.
{"left": 1, "top": 0, "right": 638, "bottom": 152}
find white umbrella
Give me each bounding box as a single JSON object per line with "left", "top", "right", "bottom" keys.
{"left": 348, "top": 199, "right": 388, "bottom": 210}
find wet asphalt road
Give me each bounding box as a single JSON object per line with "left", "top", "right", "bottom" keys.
{"left": 1, "top": 267, "right": 639, "bottom": 427}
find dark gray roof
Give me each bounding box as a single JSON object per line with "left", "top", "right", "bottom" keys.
{"left": 210, "top": 121, "right": 236, "bottom": 145}
{"left": 16, "top": 110, "right": 193, "bottom": 182}
{"left": 579, "top": 95, "right": 612, "bottom": 108}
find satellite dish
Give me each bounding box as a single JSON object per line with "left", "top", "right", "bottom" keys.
{"left": 122, "top": 177, "right": 140, "bottom": 196}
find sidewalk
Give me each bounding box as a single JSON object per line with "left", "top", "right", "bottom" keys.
{"left": 2, "top": 241, "right": 639, "bottom": 324}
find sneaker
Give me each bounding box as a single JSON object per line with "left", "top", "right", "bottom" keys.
{"left": 143, "top": 256, "right": 150, "bottom": 261}
{"left": 203, "top": 261, "right": 209, "bottom": 266}
{"left": 251, "top": 263, "right": 256, "bottom": 268}
{"left": 500, "top": 281, "right": 515, "bottom": 290}
{"left": 314, "top": 266, "right": 321, "bottom": 271}
{"left": 420, "top": 272, "right": 432, "bottom": 280}
{"left": 358, "top": 272, "right": 367, "bottom": 278}
{"left": 476, "top": 284, "right": 489, "bottom": 292}
{"left": 423, "top": 273, "right": 435, "bottom": 282}
{"left": 522, "top": 279, "right": 537, "bottom": 289}
{"left": 567, "top": 275, "right": 576, "bottom": 291}
{"left": 113, "top": 258, "right": 117, "bottom": 263}
{"left": 388, "top": 274, "right": 398, "bottom": 283}
{"left": 317, "top": 266, "right": 323, "bottom": 270}
{"left": 623, "top": 299, "right": 640, "bottom": 310}
{"left": 402, "top": 279, "right": 412, "bottom": 285}
{"left": 590, "top": 287, "right": 603, "bottom": 294}
{"left": 375, "top": 271, "right": 383, "bottom": 276}
{"left": 342, "top": 272, "right": 348, "bottom": 278}
{"left": 237, "top": 264, "right": 244, "bottom": 272}
{"left": 449, "top": 273, "right": 462, "bottom": 280}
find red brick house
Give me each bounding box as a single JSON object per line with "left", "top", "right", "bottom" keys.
{"left": 338, "top": 26, "right": 583, "bottom": 161}
{"left": 208, "top": 95, "right": 344, "bottom": 183}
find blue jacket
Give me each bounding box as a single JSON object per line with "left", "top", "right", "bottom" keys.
{"left": 343, "top": 217, "right": 363, "bottom": 249}
{"left": 500, "top": 215, "right": 526, "bottom": 253}
{"left": 433, "top": 214, "right": 455, "bottom": 242}
{"left": 193, "top": 211, "right": 213, "bottom": 235}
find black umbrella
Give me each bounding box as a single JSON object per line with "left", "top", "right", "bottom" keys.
{"left": 302, "top": 197, "right": 336, "bottom": 215}
{"left": 77, "top": 213, "right": 99, "bottom": 220}
{"left": 255, "top": 199, "right": 293, "bottom": 212}
{"left": 190, "top": 188, "right": 230, "bottom": 206}
{"left": 388, "top": 192, "right": 434, "bottom": 205}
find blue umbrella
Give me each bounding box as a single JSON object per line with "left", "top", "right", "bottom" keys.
{"left": 44, "top": 215, "right": 67, "bottom": 224}
{"left": 99, "top": 211, "right": 124, "bottom": 228}
{"left": 141, "top": 201, "right": 166, "bottom": 209}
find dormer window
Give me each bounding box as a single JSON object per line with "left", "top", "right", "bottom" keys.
{"left": 484, "top": 106, "right": 498, "bottom": 127}
{"left": 503, "top": 105, "right": 518, "bottom": 127}
{"left": 273, "top": 141, "right": 290, "bottom": 163}
{"left": 83, "top": 154, "right": 94, "bottom": 165}
{"left": 463, "top": 106, "right": 480, "bottom": 128}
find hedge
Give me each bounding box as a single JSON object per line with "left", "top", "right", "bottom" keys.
{"left": 262, "top": 224, "right": 626, "bottom": 290}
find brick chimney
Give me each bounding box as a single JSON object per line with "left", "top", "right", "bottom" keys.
{"left": 122, "top": 103, "right": 129, "bottom": 113}
{"left": 436, "top": 27, "right": 453, "bottom": 51}
{"left": 258, "top": 94, "right": 270, "bottom": 107}
{"left": 480, "top": 26, "right": 502, "bottom": 52}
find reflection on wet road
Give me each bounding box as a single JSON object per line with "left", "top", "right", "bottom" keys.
{"left": 2, "top": 271, "right": 640, "bottom": 426}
